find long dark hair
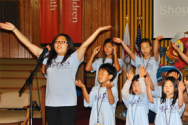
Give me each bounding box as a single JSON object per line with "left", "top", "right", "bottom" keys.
{"left": 46, "top": 33, "right": 75, "bottom": 69}
{"left": 102, "top": 38, "right": 115, "bottom": 65}
{"left": 160, "top": 76, "right": 178, "bottom": 105}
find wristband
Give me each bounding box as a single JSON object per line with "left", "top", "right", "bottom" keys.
{"left": 12, "top": 27, "right": 16, "bottom": 31}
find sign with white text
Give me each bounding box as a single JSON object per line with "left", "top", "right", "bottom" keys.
{"left": 62, "top": 0, "right": 82, "bottom": 43}
{"left": 40, "top": 0, "right": 59, "bottom": 44}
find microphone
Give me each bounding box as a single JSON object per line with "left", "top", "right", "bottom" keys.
{"left": 38, "top": 48, "right": 48, "bottom": 62}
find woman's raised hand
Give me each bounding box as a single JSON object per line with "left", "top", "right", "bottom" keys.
{"left": 98, "top": 25, "right": 113, "bottom": 32}
{"left": 0, "top": 22, "right": 15, "bottom": 31}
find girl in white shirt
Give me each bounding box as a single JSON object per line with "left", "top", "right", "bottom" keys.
{"left": 146, "top": 76, "right": 185, "bottom": 125}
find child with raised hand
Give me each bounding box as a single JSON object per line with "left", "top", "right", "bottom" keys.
{"left": 146, "top": 76, "right": 185, "bottom": 125}
{"left": 76, "top": 63, "right": 119, "bottom": 125}
{"left": 113, "top": 36, "right": 162, "bottom": 87}
{"left": 85, "top": 38, "right": 122, "bottom": 88}
{"left": 121, "top": 66, "right": 149, "bottom": 125}
{"left": 114, "top": 36, "right": 162, "bottom": 123}
{"left": 153, "top": 67, "right": 183, "bottom": 98}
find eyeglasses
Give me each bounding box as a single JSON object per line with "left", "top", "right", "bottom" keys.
{"left": 55, "top": 40, "right": 68, "bottom": 44}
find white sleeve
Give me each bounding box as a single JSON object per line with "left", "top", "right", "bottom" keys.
{"left": 178, "top": 102, "right": 185, "bottom": 117}
{"left": 131, "top": 55, "right": 141, "bottom": 68}
{"left": 110, "top": 87, "right": 119, "bottom": 108}
{"left": 155, "top": 55, "right": 160, "bottom": 65}
{"left": 139, "top": 77, "right": 147, "bottom": 97}
{"left": 84, "top": 87, "right": 96, "bottom": 107}
{"left": 91, "top": 58, "right": 100, "bottom": 73}
{"left": 43, "top": 58, "right": 48, "bottom": 65}
{"left": 73, "top": 50, "right": 84, "bottom": 67}
{"left": 149, "top": 97, "right": 160, "bottom": 113}
{"left": 121, "top": 80, "right": 131, "bottom": 101}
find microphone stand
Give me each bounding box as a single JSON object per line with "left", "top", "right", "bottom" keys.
{"left": 19, "top": 59, "right": 43, "bottom": 125}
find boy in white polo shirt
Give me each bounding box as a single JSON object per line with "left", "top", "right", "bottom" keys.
{"left": 76, "top": 63, "right": 119, "bottom": 125}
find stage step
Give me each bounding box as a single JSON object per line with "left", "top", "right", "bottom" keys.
{"left": 0, "top": 64, "right": 42, "bottom": 71}
{"left": 0, "top": 58, "right": 46, "bottom": 109}
{"left": 0, "top": 58, "right": 38, "bottom": 64}
{"left": 0, "top": 70, "right": 44, "bottom": 78}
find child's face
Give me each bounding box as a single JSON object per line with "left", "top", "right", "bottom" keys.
{"left": 163, "top": 80, "right": 175, "bottom": 98}
{"left": 140, "top": 42, "right": 152, "bottom": 57}
{"left": 104, "top": 43, "right": 113, "bottom": 56}
{"left": 132, "top": 81, "right": 141, "bottom": 95}
{"left": 97, "top": 69, "right": 110, "bottom": 84}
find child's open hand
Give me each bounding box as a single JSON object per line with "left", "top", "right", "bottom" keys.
{"left": 156, "top": 36, "right": 163, "bottom": 41}
{"left": 144, "top": 73, "right": 151, "bottom": 87}
{"left": 126, "top": 69, "right": 134, "bottom": 81}
{"left": 106, "top": 81, "right": 114, "bottom": 89}
{"left": 113, "top": 37, "right": 123, "bottom": 44}
{"left": 75, "top": 80, "right": 85, "bottom": 88}
{"left": 178, "top": 81, "right": 185, "bottom": 92}
{"left": 138, "top": 65, "right": 148, "bottom": 78}
{"left": 168, "top": 71, "right": 179, "bottom": 80}
{"left": 93, "top": 46, "right": 101, "bottom": 56}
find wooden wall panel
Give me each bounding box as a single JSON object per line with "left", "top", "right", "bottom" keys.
{"left": 19, "top": 0, "right": 25, "bottom": 58}
{"left": 97, "top": 0, "right": 102, "bottom": 58}
{"left": 91, "top": 0, "right": 98, "bottom": 57}
{"left": 84, "top": 0, "right": 92, "bottom": 60}
{"left": 2, "top": 33, "right": 10, "bottom": 58}
{"left": 33, "top": 0, "right": 40, "bottom": 48}
{"left": 0, "top": 32, "right": 2, "bottom": 57}
{"left": 0, "top": 0, "right": 113, "bottom": 59}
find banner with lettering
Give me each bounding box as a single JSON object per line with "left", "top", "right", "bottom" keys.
{"left": 40, "top": 0, "right": 59, "bottom": 44}
{"left": 62, "top": 0, "right": 82, "bottom": 44}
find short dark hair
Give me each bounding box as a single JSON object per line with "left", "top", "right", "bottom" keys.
{"left": 166, "top": 69, "right": 181, "bottom": 81}
{"left": 140, "top": 38, "right": 152, "bottom": 46}
{"left": 99, "top": 63, "right": 117, "bottom": 81}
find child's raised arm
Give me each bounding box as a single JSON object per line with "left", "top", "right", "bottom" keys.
{"left": 77, "top": 26, "right": 112, "bottom": 62}
{"left": 172, "top": 43, "right": 188, "bottom": 64}
{"left": 121, "top": 69, "right": 134, "bottom": 101}
{"left": 85, "top": 46, "right": 101, "bottom": 71}
{"left": 138, "top": 66, "right": 148, "bottom": 97}
{"left": 154, "top": 36, "right": 163, "bottom": 62}
{"left": 106, "top": 82, "right": 115, "bottom": 104}
{"left": 178, "top": 81, "right": 185, "bottom": 107}
{"left": 75, "top": 80, "right": 89, "bottom": 103}
{"left": 113, "top": 37, "right": 135, "bottom": 62}
{"left": 145, "top": 76, "right": 154, "bottom": 103}
{"left": 0, "top": 22, "right": 42, "bottom": 58}
{"left": 113, "top": 45, "right": 121, "bottom": 72}
{"left": 145, "top": 73, "right": 154, "bottom": 91}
